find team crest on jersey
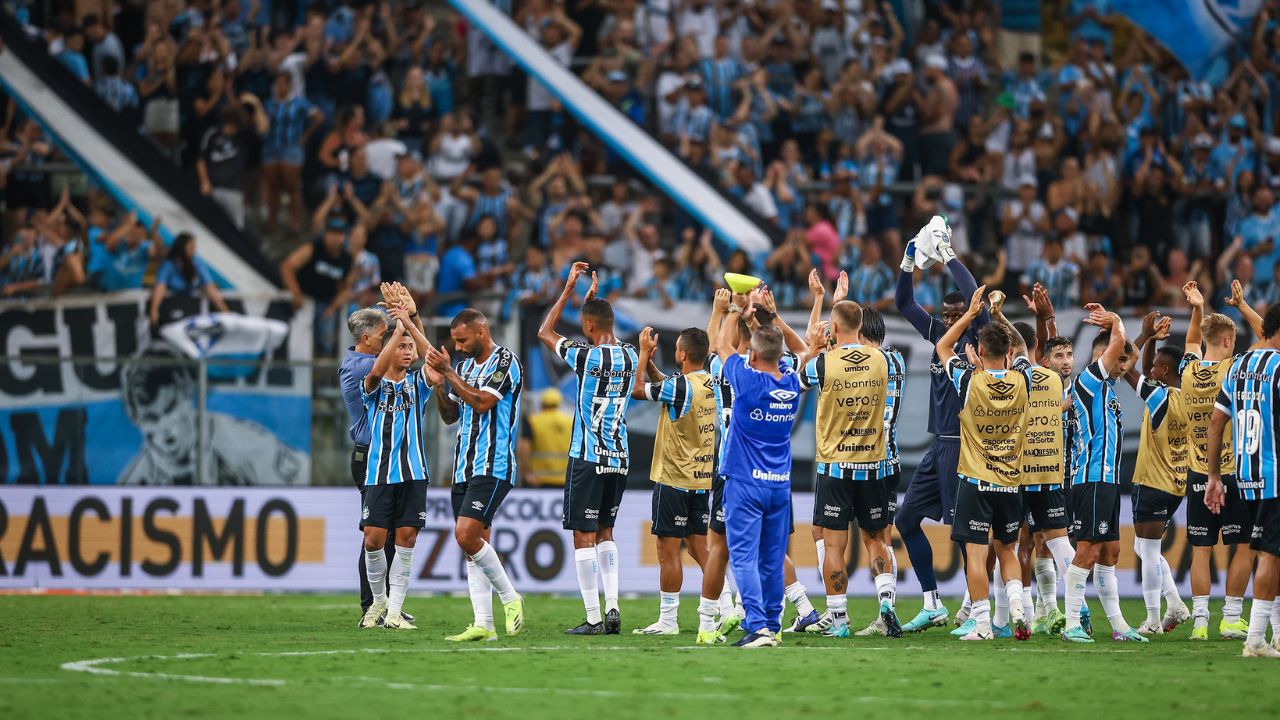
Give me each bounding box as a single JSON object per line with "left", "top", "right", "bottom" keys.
{"left": 989, "top": 379, "right": 1016, "bottom": 400}
{"left": 491, "top": 370, "right": 506, "bottom": 383}
{"left": 362, "top": 506, "right": 370, "bottom": 519}
{"left": 768, "top": 389, "right": 798, "bottom": 402}
{"left": 842, "top": 349, "right": 870, "bottom": 365}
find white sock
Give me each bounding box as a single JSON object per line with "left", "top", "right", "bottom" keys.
{"left": 785, "top": 581, "right": 816, "bottom": 618}
{"left": 386, "top": 545, "right": 414, "bottom": 617}
{"left": 1020, "top": 583, "right": 1035, "bottom": 621}
{"left": 1248, "top": 599, "right": 1274, "bottom": 646}
{"left": 659, "top": 591, "right": 680, "bottom": 626}
{"left": 827, "top": 593, "right": 848, "bottom": 630}
{"left": 1271, "top": 597, "right": 1280, "bottom": 639}
{"left": 1007, "top": 579, "right": 1026, "bottom": 622}
{"left": 698, "top": 596, "right": 719, "bottom": 632}
{"left": 970, "top": 598, "right": 991, "bottom": 629}
{"left": 364, "top": 548, "right": 388, "bottom": 607}
{"left": 888, "top": 543, "right": 898, "bottom": 577}
{"left": 960, "top": 589, "right": 973, "bottom": 615}
{"left": 874, "top": 572, "right": 896, "bottom": 608}
{"left": 465, "top": 560, "right": 495, "bottom": 630}
{"left": 1134, "top": 537, "right": 1163, "bottom": 625}
{"left": 1159, "top": 556, "right": 1183, "bottom": 607}
{"left": 815, "top": 538, "right": 826, "bottom": 585}
{"left": 1045, "top": 535, "right": 1076, "bottom": 576}
{"left": 722, "top": 567, "right": 739, "bottom": 614}
{"left": 1224, "top": 595, "right": 1244, "bottom": 625}
{"left": 1035, "top": 558, "right": 1059, "bottom": 614}
{"left": 471, "top": 541, "right": 519, "bottom": 604}
{"left": 597, "top": 540, "right": 620, "bottom": 613}
{"left": 575, "top": 547, "right": 602, "bottom": 624}
{"left": 1095, "top": 563, "right": 1129, "bottom": 634}
{"left": 922, "top": 589, "right": 942, "bottom": 612}
{"left": 1064, "top": 564, "right": 1089, "bottom": 631}
{"left": 1192, "top": 595, "right": 1210, "bottom": 628}
{"left": 993, "top": 562, "right": 1009, "bottom": 627}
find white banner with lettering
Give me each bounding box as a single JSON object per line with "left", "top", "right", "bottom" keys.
{"left": 0, "top": 487, "right": 1229, "bottom": 597}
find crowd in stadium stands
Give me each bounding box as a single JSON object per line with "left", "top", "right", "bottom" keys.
{"left": 5, "top": 1, "right": 1280, "bottom": 353}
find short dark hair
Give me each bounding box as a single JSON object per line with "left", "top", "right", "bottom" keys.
{"left": 450, "top": 308, "right": 487, "bottom": 328}
{"left": 1044, "top": 336, "right": 1073, "bottom": 355}
{"left": 943, "top": 291, "right": 966, "bottom": 306}
{"left": 581, "top": 298, "right": 614, "bottom": 327}
{"left": 1092, "top": 330, "right": 1111, "bottom": 351}
{"left": 1155, "top": 346, "right": 1182, "bottom": 370}
{"left": 754, "top": 308, "right": 777, "bottom": 327}
{"left": 1013, "top": 321, "right": 1036, "bottom": 353}
{"left": 1265, "top": 303, "right": 1280, "bottom": 339}
{"left": 978, "top": 324, "right": 1011, "bottom": 358}
{"left": 860, "top": 307, "right": 885, "bottom": 344}
{"left": 678, "top": 327, "right": 710, "bottom": 365}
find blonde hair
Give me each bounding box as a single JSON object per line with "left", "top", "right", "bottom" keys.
{"left": 1201, "top": 313, "right": 1237, "bottom": 346}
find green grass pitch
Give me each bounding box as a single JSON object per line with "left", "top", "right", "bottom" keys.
{"left": 1, "top": 594, "right": 1276, "bottom": 720}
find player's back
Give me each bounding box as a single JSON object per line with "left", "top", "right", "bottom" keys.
{"left": 803, "top": 343, "right": 888, "bottom": 466}
{"left": 952, "top": 358, "right": 1030, "bottom": 486}
{"left": 883, "top": 346, "right": 906, "bottom": 472}
{"left": 1132, "top": 379, "right": 1189, "bottom": 495}
{"left": 1072, "top": 360, "right": 1122, "bottom": 485}
{"left": 720, "top": 354, "right": 802, "bottom": 484}
{"left": 564, "top": 341, "right": 638, "bottom": 466}
{"left": 1020, "top": 363, "right": 1065, "bottom": 487}
{"left": 1180, "top": 353, "right": 1236, "bottom": 476}
{"left": 1222, "top": 348, "right": 1280, "bottom": 500}
{"left": 649, "top": 370, "right": 718, "bottom": 490}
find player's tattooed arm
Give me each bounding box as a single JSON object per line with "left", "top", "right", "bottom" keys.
{"left": 1183, "top": 281, "right": 1205, "bottom": 356}
{"left": 538, "top": 261, "right": 589, "bottom": 351}
{"left": 1225, "top": 278, "right": 1265, "bottom": 340}
{"left": 988, "top": 290, "right": 1026, "bottom": 357}
{"left": 936, "top": 285, "right": 985, "bottom": 364}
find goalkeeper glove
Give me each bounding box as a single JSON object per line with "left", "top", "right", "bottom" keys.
{"left": 900, "top": 239, "right": 917, "bottom": 273}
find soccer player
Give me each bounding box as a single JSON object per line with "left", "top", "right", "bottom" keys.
{"left": 539, "top": 261, "right": 638, "bottom": 635}
{"left": 1182, "top": 281, "right": 1262, "bottom": 640}
{"left": 1062, "top": 304, "right": 1147, "bottom": 643}
{"left": 714, "top": 288, "right": 805, "bottom": 648}
{"left": 799, "top": 299, "right": 901, "bottom": 638}
{"left": 852, "top": 305, "right": 907, "bottom": 637}
{"left": 1206, "top": 302, "right": 1280, "bottom": 658}
{"left": 427, "top": 309, "right": 526, "bottom": 642}
{"left": 1122, "top": 311, "right": 1191, "bottom": 635}
{"left": 630, "top": 326, "right": 716, "bottom": 635}
{"left": 894, "top": 228, "right": 988, "bottom": 632}
{"left": 936, "top": 287, "right": 1033, "bottom": 641}
{"left": 358, "top": 304, "right": 438, "bottom": 630}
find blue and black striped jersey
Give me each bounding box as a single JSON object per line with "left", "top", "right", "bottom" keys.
{"left": 882, "top": 346, "right": 906, "bottom": 473}
{"left": 363, "top": 369, "right": 433, "bottom": 486}
{"left": 1072, "top": 360, "right": 1123, "bottom": 485}
{"left": 1216, "top": 348, "right": 1280, "bottom": 501}
{"left": 449, "top": 345, "right": 523, "bottom": 486}
{"left": 555, "top": 338, "right": 639, "bottom": 467}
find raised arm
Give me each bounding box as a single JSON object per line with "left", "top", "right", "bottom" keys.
{"left": 988, "top": 290, "right": 1026, "bottom": 357}
{"left": 894, "top": 238, "right": 934, "bottom": 338}
{"left": 1225, "top": 279, "right": 1265, "bottom": 339}
{"left": 717, "top": 299, "right": 752, "bottom": 361}
{"left": 759, "top": 287, "right": 805, "bottom": 353}
{"left": 538, "top": 261, "right": 589, "bottom": 351}
{"left": 1184, "top": 281, "right": 1204, "bottom": 354}
{"left": 707, "top": 288, "right": 730, "bottom": 349}
{"left": 936, "top": 285, "right": 985, "bottom": 364}
{"left": 1086, "top": 304, "right": 1128, "bottom": 376}
{"left": 806, "top": 268, "right": 825, "bottom": 334}
{"left": 631, "top": 327, "right": 664, "bottom": 400}
{"left": 1023, "top": 283, "right": 1056, "bottom": 364}
{"left": 364, "top": 319, "right": 407, "bottom": 394}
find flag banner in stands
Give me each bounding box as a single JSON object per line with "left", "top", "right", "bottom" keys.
{"left": 0, "top": 291, "right": 312, "bottom": 485}
{"left": 0, "top": 487, "right": 1234, "bottom": 597}
{"left": 1112, "top": 0, "right": 1260, "bottom": 79}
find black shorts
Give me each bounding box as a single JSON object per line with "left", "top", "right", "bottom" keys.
{"left": 1186, "top": 471, "right": 1252, "bottom": 546}
{"left": 1132, "top": 484, "right": 1184, "bottom": 525}
{"left": 361, "top": 480, "right": 428, "bottom": 530}
{"left": 1068, "top": 482, "right": 1121, "bottom": 542}
{"left": 881, "top": 469, "right": 901, "bottom": 526}
{"left": 563, "top": 458, "right": 627, "bottom": 532}
{"left": 813, "top": 474, "right": 892, "bottom": 532}
{"left": 709, "top": 475, "right": 727, "bottom": 535}
{"left": 899, "top": 437, "right": 961, "bottom": 525}
{"left": 951, "top": 478, "right": 1023, "bottom": 545}
{"left": 1024, "top": 486, "right": 1070, "bottom": 531}
{"left": 651, "top": 485, "right": 710, "bottom": 538}
{"left": 451, "top": 476, "right": 512, "bottom": 528}
{"left": 1249, "top": 499, "right": 1280, "bottom": 557}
